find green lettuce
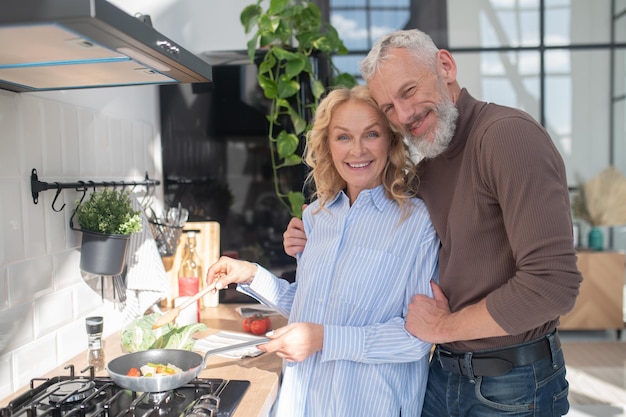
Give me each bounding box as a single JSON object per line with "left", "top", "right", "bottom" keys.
{"left": 121, "top": 313, "right": 207, "bottom": 352}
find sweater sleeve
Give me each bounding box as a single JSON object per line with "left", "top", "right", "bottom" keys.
{"left": 479, "top": 115, "right": 582, "bottom": 335}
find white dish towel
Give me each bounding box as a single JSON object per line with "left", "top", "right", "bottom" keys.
{"left": 120, "top": 194, "right": 170, "bottom": 325}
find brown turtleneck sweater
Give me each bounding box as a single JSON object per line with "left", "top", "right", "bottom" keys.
{"left": 417, "top": 89, "right": 582, "bottom": 352}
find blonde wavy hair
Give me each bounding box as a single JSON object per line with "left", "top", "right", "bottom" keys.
{"left": 303, "top": 85, "right": 418, "bottom": 215}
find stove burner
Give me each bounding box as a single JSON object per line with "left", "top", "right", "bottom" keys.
{"left": 46, "top": 379, "right": 96, "bottom": 403}
{"left": 147, "top": 390, "right": 173, "bottom": 404}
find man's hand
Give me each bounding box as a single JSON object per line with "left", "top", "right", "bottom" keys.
{"left": 283, "top": 215, "right": 307, "bottom": 258}
{"left": 257, "top": 322, "right": 323, "bottom": 362}
{"left": 406, "top": 281, "right": 509, "bottom": 343}
{"left": 405, "top": 281, "right": 451, "bottom": 344}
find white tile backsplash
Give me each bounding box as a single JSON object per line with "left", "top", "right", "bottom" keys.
{"left": 0, "top": 93, "right": 19, "bottom": 178}
{"left": 62, "top": 104, "right": 81, "bottom": 178}
{"left": 2, "top": 302, "right": 34, "bottom": 352}
{"left": 56, "top": 318, "right": 87, "bottom": 365}
{"left": 0, "top": 266, "right": 7, "bottom": 311}
{"left": 19, "top": 95, "right": 44, "bottom": 175}
{"left": 0, "top": 353, "right": 13, "bottom": 402}
{"left": 0, "top": 179, "right": 26, "bottom": 265}
{"left": 41, "top": 99, "right": 64, "bottom": 177}
{"left": 7, "top": 256, "right": 53, "bottom": 305}
{"left": 13, "top": 332, "right": 59, "bottom": 390}
{"left": 53, "top": 250, "right": 83, "bottom": 290}
{"left": 0, "top": 86, "right": 162, "bottom": 398}
{"left": 35, "top": 287, "right": 74, "bottom": 336}
{"left": 94, "top": 114, "right": 111, "bottom": 177}
{"left": 108, "top": 119, "right": 123, "bottom": 174}
{"left": 78, "top": 108, "right": 97, "bottom": 177}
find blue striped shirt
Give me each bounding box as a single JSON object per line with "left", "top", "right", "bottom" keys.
{"left": 239, "top": 185, "right": 439, "bottom": 417}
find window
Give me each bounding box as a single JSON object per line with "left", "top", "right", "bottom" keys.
{"left": 327, "top": 0, "right": 412, "bottom": 82}
{"left": 323, "top": 0, "right": 626, "bottom": 247}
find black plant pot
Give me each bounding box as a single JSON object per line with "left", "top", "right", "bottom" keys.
{"left": 80, "top": 230, "right": 130, "bottom": 276}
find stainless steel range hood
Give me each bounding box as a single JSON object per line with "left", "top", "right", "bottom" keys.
{"left": 0, "top": 0, "right": 213, "bottom": 92}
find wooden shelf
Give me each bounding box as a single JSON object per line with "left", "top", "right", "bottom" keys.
{"left": 559, "top": 251, "right": 625, "bottom": 332}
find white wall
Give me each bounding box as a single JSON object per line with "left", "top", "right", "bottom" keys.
{"left": 0, "top": 0, "right": 249, "bottom": 400}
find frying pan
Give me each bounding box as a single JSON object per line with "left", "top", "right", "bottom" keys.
{"left": 106, "top": 338, "right": 268, "bottom": 392}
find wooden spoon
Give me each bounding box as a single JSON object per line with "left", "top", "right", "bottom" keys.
{"left": 152, "top": 282, "right": 217, "bottom": 329}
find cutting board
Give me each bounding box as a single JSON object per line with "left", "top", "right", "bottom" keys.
{"left": 161, "top": 221, "right": 220, "bottom": 308}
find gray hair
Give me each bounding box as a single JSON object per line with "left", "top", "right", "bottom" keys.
{"left": 359, "top": 29, "right": 440, "bottom": 81}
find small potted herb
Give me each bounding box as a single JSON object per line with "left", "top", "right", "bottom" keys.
{"left": 72, "top": 188, "right": 142, "bottom": 275}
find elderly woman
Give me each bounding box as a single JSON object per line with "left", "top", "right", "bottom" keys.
{"left": 206, "top": 85, "right": 439, "bottom": 417}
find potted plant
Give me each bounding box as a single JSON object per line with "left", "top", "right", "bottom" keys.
{"left": 240, "top": 0, "right": 356, "bottom": 218}
{"left": 72, "top": 188, "right": 143, "bottom": 275}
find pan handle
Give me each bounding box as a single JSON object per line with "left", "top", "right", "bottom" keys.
{"left": 200, "top": 337, "right": 270, "bottom": 365}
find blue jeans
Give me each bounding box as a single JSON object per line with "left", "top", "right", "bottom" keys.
{"left": 421, "top": 342, "right": 569, "bottom": 416}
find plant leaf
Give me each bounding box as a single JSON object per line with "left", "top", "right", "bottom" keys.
{"left": 276, "top": 130, "right": 299, "bottom": 158}
{"left": 288, "top": 191, "right": 306, "bottom": 219}
{"left": 282, "top": 154, "right": 302, "bottom": 166}
{"left": 332, "top": 73, "right": 358, "bottom": 88}
{"left": 268, "top": 0, "right": 289, "bottom": 15}
{"left": 272, "top": 47, "right": 299, "bottom": 61}
{"left": 258, "top": 74, "right": 278, "bottom": 99}
{"left": 284, "top": 55, "right": 307, "bottom": 79}
{"left": 258, "top": 52, "right": 277, "bottom": 76}
{"left": 277, "top": 74, "right": 300, "bottom": 98}
{"left": 240, "top": 4, "right": 261, "bottom": 33}
{"left": 246, "top": 36, "right": 260, "bottom": 62}
{"left": 311, "top": 78, "right": 325, "bottom": 99}
{"left": 288, "top": 107, "right": 307, "bottom": 134}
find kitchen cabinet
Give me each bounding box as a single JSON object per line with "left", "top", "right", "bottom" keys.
{"left": 558, "top": 251, "right": 625, "bottom": 336}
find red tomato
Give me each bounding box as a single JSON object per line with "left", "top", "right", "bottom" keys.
{"left": 243, "top": 315, "right": 271, "bottom": 335}
{"left": 250, "top": 319, "right": 268, "bottom": 335}
{"left": 126, "top": 367, "right": 141, "bottom": 377}
{"left": 242, "top": 317, "right": 253, "bottom": 333}
{"left": 261, "top": 316, "right": 271, "bottom": 330}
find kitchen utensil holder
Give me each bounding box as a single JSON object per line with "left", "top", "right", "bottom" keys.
{"left": 29, "top": 168, "right": 160, "bottom": 211}
{"left": 149, "top": 220, "right": 183, "bottom": 257}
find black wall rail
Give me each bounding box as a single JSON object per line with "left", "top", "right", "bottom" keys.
{"left": 30, "top": 168, "right": 160, "bottom": 212}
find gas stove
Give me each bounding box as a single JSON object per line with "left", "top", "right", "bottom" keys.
{"left": 0, "top": 365, "right": 249, "bottom": 417}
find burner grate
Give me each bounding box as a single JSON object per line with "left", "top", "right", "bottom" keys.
{"left": 0, "top": 373, "right": 249, "bottom": 417}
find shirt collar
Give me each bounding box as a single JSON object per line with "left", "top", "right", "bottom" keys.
{"left": 330, "top": 184, "right": 390, "bottom": 212}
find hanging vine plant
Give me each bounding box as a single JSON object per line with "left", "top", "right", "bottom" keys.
{"left": 240, "top": 0, "right": 356, "bottom": 219}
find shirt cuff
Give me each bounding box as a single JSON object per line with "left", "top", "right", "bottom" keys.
{"left": 321, "top": 324, "right": 365, "bottom": 362}
{"left": 237, "top": 264, "right": 273, "bottom": 298}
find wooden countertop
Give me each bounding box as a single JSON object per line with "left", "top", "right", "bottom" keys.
{"left": 0, "top": 304, "right": 286, "bottom": 417}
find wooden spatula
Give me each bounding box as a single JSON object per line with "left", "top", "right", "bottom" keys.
{"left": 152, "top": 282, "right": 217, "bottom": 329}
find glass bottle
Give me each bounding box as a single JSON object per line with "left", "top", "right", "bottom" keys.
{"left": 178, "top": 231, "right": 204, "bottom": 311}
{"left": 85, "top": 316, "right": 105, "bottom": 371}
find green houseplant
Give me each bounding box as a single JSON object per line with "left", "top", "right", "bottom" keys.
{"left": 240, "top": 0, "right": 356, "bottom": 218}
{"left": 72, "top": 188, "right": 142, "bottom": 275}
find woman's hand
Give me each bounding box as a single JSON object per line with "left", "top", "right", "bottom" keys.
{"left": 258, "top": 322, "right": 323, "bottom": 362}
{"left": 206, "top": 256, "right": 258, "bottom": 290}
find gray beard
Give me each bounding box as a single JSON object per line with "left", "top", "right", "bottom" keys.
{"left": 406, "top": 97, "right": 458, "bottom": 161}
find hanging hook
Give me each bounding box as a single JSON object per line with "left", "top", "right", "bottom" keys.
{"left": 51, "top": 183, "right": 65, "bottom": 212}
{"left": 75, "top": 181, "right": 88, "bottom": 206}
